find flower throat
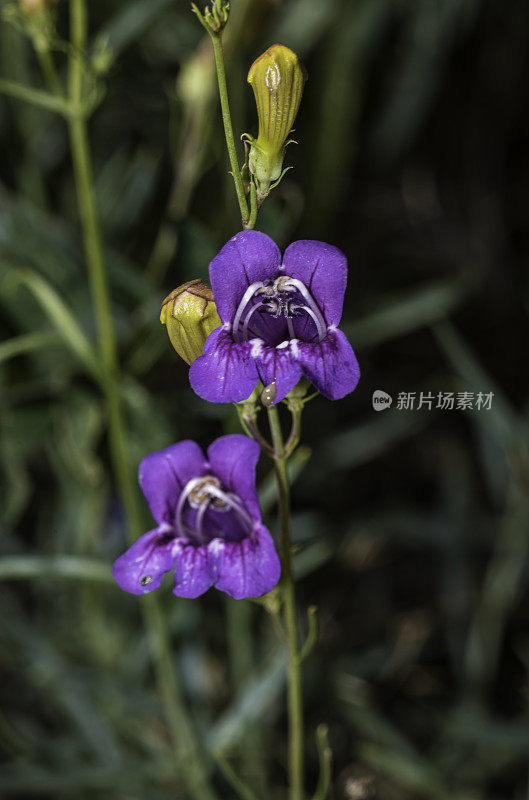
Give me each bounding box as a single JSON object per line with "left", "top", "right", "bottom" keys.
{"left": 232, "top": 275, "right": 326, "bottom": 345}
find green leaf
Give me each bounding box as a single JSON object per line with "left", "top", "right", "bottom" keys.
{"left": 4, "top": 269, "right": 102, "bottom": 381}
{"left": 207, "top": 649, "right": 286, "bottom": 751}
{"left": 0, "top": 556, "right": 113, "bottom": 583}
{"left": 433, "top": 320, "right": 528, "bottom": 449}
{"left": 343, "top": 277, "right": 471, "bottom": 349}
{"left": 0, "top": 331, "right": 60, "bottom": 364}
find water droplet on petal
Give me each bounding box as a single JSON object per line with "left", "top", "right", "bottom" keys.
{"left": 261, "top": 382, "right": 277, "bottom": 406}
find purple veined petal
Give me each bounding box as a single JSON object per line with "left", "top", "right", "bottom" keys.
{"left": 207, "top": 434, "right": 262, "bottom": 523}
{"left": 207, "top": 523, "right": 281, "bottom": 600}
{"left": 139, "top": 441, "right": 207, "bottom": 526}
{"left": 209, "top": 231, "right": 281, "bottom": 323}
{"left": 281, "top": 240, "right": 348, "bottom": 327}
{"left": 112, "top": 528, "right": 175, "bottom": 595}
{"left": 253, "top": 341, "right": 303, "bottom": 404}
{"left": 172, "top": 541, "right": 213, "bottom": 599}
{"left": 189, "top": 326, "right": 259, "bottom": 404}
{"left": 295, "top": 328, "right": 360, "bottom": 400}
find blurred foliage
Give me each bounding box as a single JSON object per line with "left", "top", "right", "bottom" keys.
{"left": 1, "top": 0, "right": 529, "bottom": 798}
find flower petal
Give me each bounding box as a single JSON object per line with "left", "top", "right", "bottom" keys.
{"left": 172, "top": 541, "right": 212, "bottom": 599}
{"left": 209, "top": 231, "right": 281, "bottom": 322}
{"left": 282, "top": 240, "right": 348, "bottom": 326}
{"left": 295, "top": 329, "right": 360, "bottom": 400}
{"left": 207, "top": 523, "right": 281, "bottom": 599}
{"left": 207, "top": 434, "right": 262, "bottom": 522}
{"left": 254, "top": 342, "right": 302, "bottom": 404}
{"left": 139, "top": 441, "right": 206, "bottom": 526}
{"left": 189, "top": 326, "right": 259, "bottom": 403}
{"left": 112, "top": 528, "right": 174, "bottom": 595}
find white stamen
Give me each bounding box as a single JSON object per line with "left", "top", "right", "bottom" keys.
{"left": 242, "top": 301, "right": 266, "bottom": 341}
{"left": 281, "top": 278, "right": 326, "bottom": 342}
{"left": 174, "top": 477, "right": 205, "bottom": 540}
{"left": 233, "top": 275, "right": 326, "bottom": 346}
{"left": 195, "top": 503, "right": 209, "bottom": 543}
{"left": 232, "top": 282, "right": 265, "bottom": 342}
{"left": 206, "top": 486, "right": 254, "bottom": 531}
{"left": 175, "top": 476, "right": 254, "bottom": 545}
{"left": 290, "top": 302, "right": 326, "bottom": 343}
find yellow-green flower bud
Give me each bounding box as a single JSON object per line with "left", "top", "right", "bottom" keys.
{"left": 245, "top": 44, "right": 306, "bottom": 203}
{"left": 160, "top": 279, "right": 221, "bottom": 365}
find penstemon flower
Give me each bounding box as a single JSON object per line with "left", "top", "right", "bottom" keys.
{"left": 112, "top": 434, "right": 280, "bottom": 600}
{"left": 189, "top": 230, "right": 360, "bottom": 404}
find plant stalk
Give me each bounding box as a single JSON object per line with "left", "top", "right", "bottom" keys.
{"left": 66, "top": 3, "right": 216, "bottom": 798}
{"left": 210, "top": 32, "right": 249, "bottom": 226}
{"left": 267, "top": 405, "right": 304, "bottom": 800}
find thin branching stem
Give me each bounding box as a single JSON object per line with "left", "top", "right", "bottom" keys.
{"left": 267, "top": 405, "right": 304, "bottom": 800}
{"left": 214, "top": 750, "right": 262, "bottom": 800}
{"left": 209, "top": 32, "right": 249, "bottom": 226}
{"left": 65, "top": 3, "right": 217, "bottom": 798}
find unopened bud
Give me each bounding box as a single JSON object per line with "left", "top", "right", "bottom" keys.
{"left": 161, "top": 279, "right": 221, "bottom": 365}
{"left": 244, "top": 45, "right": 306, "bottom": 203}
{"left": 191, "top": 0, "right": 230, "bottom": 35}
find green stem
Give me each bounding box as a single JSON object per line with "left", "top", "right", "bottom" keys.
{"left": 209, "top": 32, "right": 249, "bottom": 226}
{"left": 284, "top": 404, "right": 303, "bottom": 458}
{"left": 35, "top": 44, "right": 64, "bottom": 97}
{"left": 0, "top": 76, "right": 68, "bottom": 113}
{"left": 235, "top": 404, "right": 274, "bottom": 455}
{"left": 246, "top": 180, "right": 258, "bottom": 230}
{"left": 144, "top": 596, "right": 217, "bottom": 800}
{"left": 214, "top": 750, "right": 261, "bottom": 800}
{"left": 311, "top": 725, "right": 331, "bottom": 800}
{"left": 267, "top": 406, "right": 304, "bottom": 800}
{"left": 66, "top": 3, "right": 216, "bottom": 799}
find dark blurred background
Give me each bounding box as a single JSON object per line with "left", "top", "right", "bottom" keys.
{"left": 1, "top": 0, "right": 529, "bottom": 797}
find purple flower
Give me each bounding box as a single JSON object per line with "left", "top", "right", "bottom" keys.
{"left": 189, "top": 231, "right": 360, "bottom": 404}
{"left": 112, "top": 434, "right": 280, "bottom": 600}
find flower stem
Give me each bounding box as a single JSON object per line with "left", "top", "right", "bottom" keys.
{"left": 246, "top": 180, "right": 258, "bottom": 231}
{"left": 0, "top": 77, "right": 68, "bottom": 114}
{"left": 267, "top": 405, "right": 304, "bottom": 800}
{"left": 209, "top": 32, "right": 249, "bottom": 227}
{"left": 35, "top": 43, "right": 64, "bottom": 98}
{"left": 66, "top": 3, "right": 216, "bottom": 798}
